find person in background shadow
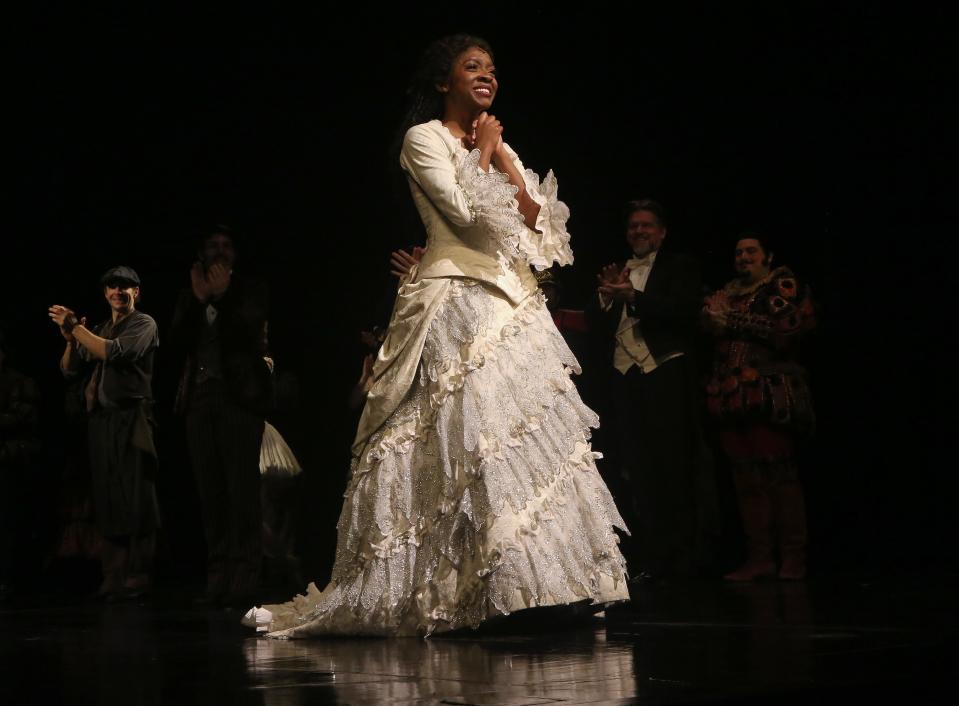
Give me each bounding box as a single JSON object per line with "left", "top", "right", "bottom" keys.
{"left": 48, "top": 375, "right": 103, "bottom": 592}
{"left": 169, "top": 226, "right": 271, "bottom": 609}
{"left": 258, "top": 352, "right": 305, "bottom": 598}
{"left": 0, "top": 331, "right": 41, "bottom": 599}
{"left": 344, "top": 245, "right": 424, "bottom": 413}
{"left": 703, "top": 233, "right": 815, "bottom": 581}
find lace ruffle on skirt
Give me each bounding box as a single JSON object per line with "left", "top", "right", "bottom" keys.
{"left": 261, "top": 280, "right": 628, "bottom": 638}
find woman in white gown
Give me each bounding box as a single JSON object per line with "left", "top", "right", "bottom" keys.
{"left": 245, "top": 34, "right": 628, "bottom": 638}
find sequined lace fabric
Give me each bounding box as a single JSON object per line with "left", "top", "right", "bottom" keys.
{"left": 261, "top": 282, "right": 628, "bottom": 638}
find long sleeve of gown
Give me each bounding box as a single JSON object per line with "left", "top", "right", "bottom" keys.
{"left": 505, "top": 145, "right": 573, "bottom": 270}
{"left": 400, "top": 125, "right": 572, "bottom": 269}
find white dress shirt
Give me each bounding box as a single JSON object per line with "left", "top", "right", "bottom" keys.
{"left": 602, "top": 251, "right": 684, "bottom": 375}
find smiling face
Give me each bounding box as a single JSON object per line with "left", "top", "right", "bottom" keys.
{"left": 439, "top": 46, "right": 497, "bottom": 115}
{"left": 625, "top": 209, "right": 667, "bottom": 258}
{"left": 103, "top": 282, "right": 138, "bottom": 315}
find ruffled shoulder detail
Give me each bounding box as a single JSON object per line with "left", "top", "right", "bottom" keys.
{"left": 446, "top": 132, "right": 573, "bottom": 271}
{"left": 519, "top": 167, "right": 573, "bottom": 270}
{"left": 452, "top": 147, "right": 526, "bottom": 260}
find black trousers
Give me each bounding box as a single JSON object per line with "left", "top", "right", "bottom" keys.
{"left": 185, "top": 381, "right": 264, "bottom": 598}
{"left": 87, "top": 404, "right": 161, "bottom": 583}
{"left": 610, "top": 358, "right": 716, "bottom": 576}
{"left": 87, "top": 404, "right": 161, "bottom": 539}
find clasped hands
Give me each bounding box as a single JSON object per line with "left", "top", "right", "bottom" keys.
{"left": 462, "top": 112, "right": 509, "bottom": 167}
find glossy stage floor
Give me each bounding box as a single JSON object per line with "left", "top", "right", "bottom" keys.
{"left": 1, "top": 573, "right": 954, "bottom": 705}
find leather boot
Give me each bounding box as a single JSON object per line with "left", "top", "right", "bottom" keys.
{"left": 725, "top": 468, "right": 776, "bottom": 581}
{"left": 94, "top": 538, "right": 129, "bottom": 600}
{"left": 772, "top": 479, "right": 808, "bottom": 580}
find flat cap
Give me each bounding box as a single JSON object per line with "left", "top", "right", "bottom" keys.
{"left": 99, "top": 265, "right": 141, "bottom": 287}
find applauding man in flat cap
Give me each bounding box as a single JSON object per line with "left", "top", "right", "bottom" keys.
{"left": 50, "top": 265, "right": 161, "bottom": 601}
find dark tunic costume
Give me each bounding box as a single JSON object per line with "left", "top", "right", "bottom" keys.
{"left": 76, "top": 311, "right": 161, "bottom": 542}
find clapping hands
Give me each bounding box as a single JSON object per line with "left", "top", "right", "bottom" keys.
{"left": 48, "top": 305, "right": 85, "bottom": 340}
{"left": 191, "top": 262, "right": 231, "bottom": 302}
{"left": 702, "top": 291, "right": 730, "bottom": 332}
{"left": 597, "top": 264, "right": 636, "bottom": 304}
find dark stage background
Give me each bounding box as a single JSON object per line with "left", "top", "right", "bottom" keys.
{"left": 7, "top": 6, "right": 954, "bottom": 590}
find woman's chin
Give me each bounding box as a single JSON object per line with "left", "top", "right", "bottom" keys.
{"left": 470, "top": 97, "right": 494, "bottom": 112}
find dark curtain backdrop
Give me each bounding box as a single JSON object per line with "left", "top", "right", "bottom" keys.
{"left": 7, "top": 6, "right": 954, "bottom": 584}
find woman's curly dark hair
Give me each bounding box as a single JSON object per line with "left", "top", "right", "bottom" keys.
{"left": 399, "top": 33, "right": 494, "bottom": 135}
